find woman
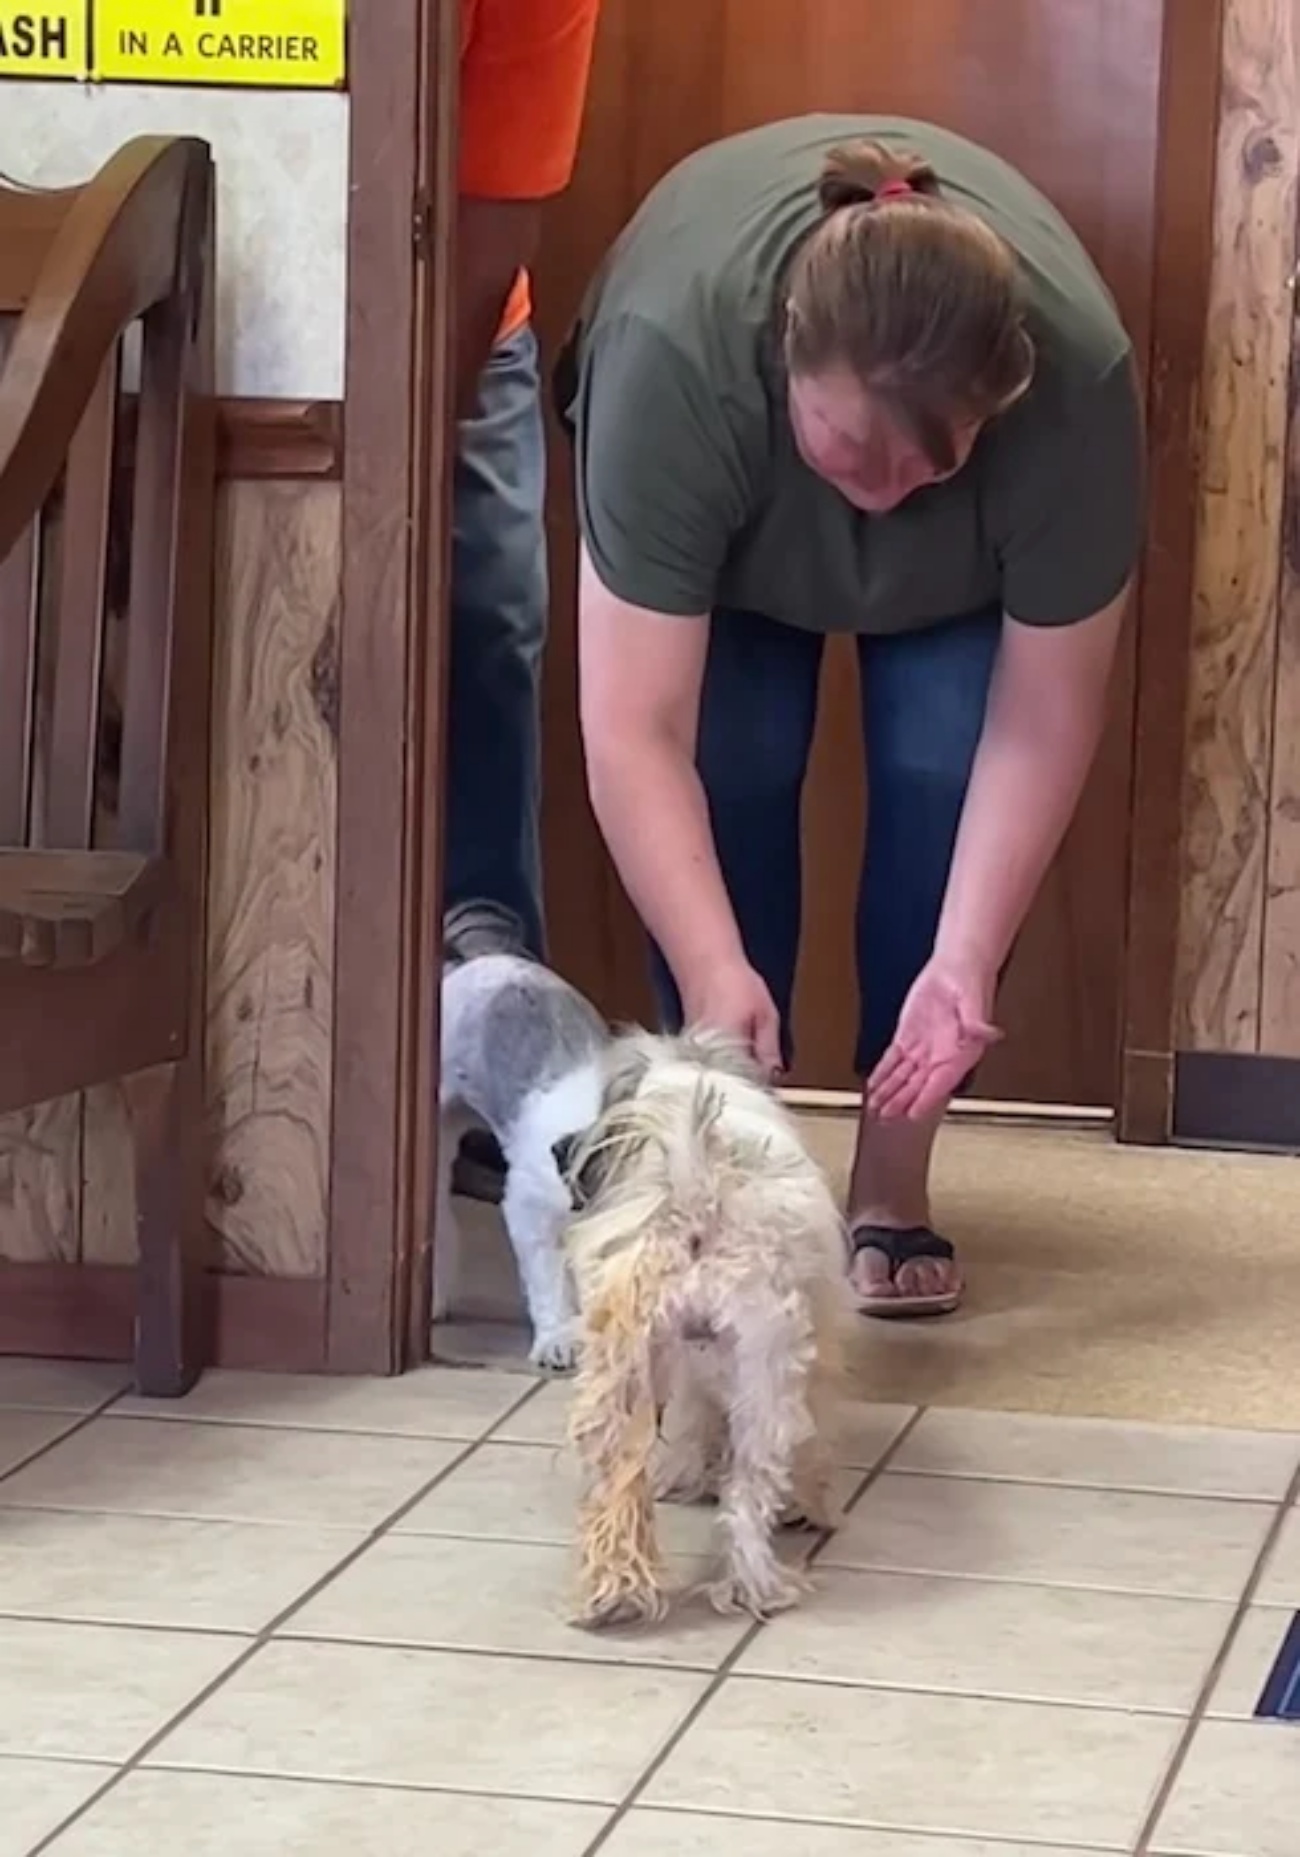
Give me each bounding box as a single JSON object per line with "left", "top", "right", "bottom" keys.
{"left": 557, "top": 115, "right": 1143, "bottom": 1317}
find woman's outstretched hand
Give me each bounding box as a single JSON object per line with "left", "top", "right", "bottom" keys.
{"left": 868, "top": 956, "right": 1001, "bottom": 1121}
{"left": 683, "top": 957, "right": 784, "bottom": 1079}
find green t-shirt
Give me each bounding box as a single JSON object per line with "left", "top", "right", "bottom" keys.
{"left": 561, "top": 114, "right": 1144, "bottom": 633}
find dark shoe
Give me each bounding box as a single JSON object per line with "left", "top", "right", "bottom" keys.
{"left": 451, "top": 1126, "right": 507, "bottom": 1205}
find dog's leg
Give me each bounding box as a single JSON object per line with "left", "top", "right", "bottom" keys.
{"left": 501, "top": 1158, "right": 581, "bottom": 1371}
{"left": 569, "top": 1287, "right": 668, "bottom": 1628}
{"left": 709, "top": 1296, "right": 816, "bottom": 1619}
{"left": 653, "top": 1341, "right": 727, "bottom": 1505}
{"left": 785, "top": 1281, "right": 850, "bottom": 1533}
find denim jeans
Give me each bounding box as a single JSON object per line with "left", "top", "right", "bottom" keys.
{"left": 443, "top": 324, "right": 548, "bottom": 956}
{"left": 651, "top": 603, "right": 1003, "bottom": 1074}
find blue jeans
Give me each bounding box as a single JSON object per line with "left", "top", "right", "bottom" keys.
{"left": 652, "top": 604, "right": 1002, "bottom": 1075}
{"left": 444, "top": 325, "right": 548, "bottom": 956}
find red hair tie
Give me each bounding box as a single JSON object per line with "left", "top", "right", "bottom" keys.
{"left": 875, "top": 179, "right": 914, "bottom": 201}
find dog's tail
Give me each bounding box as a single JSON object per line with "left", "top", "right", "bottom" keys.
{"left": 442, "top": 899, "right": 534, "bottom": 967}
{"left": 563, "top": 1076, "right": 749, "bottom": 1270}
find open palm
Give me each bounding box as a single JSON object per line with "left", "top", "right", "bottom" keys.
{"left": 868, "top": 958, "right": 1002, "bottom": 1121}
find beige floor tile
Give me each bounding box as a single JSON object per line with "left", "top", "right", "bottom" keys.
{"left": 396, "top": 1440, "right": 850, "bottom": 1558}
{"left": 645, "top": 1677, "right": 1181, "bottom": 1844}
{"left": 0, "top": 1409, "right": 78, "bottom": 1475}
{"left": 496, "top": 1383, "right": 915, "bottom": 1471}
{"left": 1256, "top": 1506, "right": 1300, "bottom": 1603}
{"left": 605, "top": 1814, "right": 1103, "bottom": 1857}
{"left": 893, "top": 1408, "right": 1300, "bottom": 1500}
{"left": 0, "top": 1508, "right": 366, "bottom": 1632}
{"left": 0, "top": 1618, "right": 246, "bottom": 1761}
{"left": 492, "top": 1381, "right": 573, "bottom": 1445}
{"left": 825, "top": 1472, "right": 1273, "bottom": 1599}
{"left": 113, "top": 1365, "right": 530, "bottom": 1439}
{"left": 0, "top": 1416, "right": 464, "bottom": 1527}
{"left": 0, "top": 1359, "right": 127, "bottom": 1413}
{"left": 150, "top": 1638, "right": 707, "bottom": 1802}
{"left": 46, "top": 1770, "right": 608, "bottom": 1856}
{"left": 0, "top": 1756, "right": 114, "bottom": 1857}
{"left": 738, "top": 1567, "right": 1233, "bottom": 1712}
{"left": 1152, "top": 1719, "right": 1300, "bottom": 1856}
{"left": 285, "top": 1532, "right": 749, "bottom": 1667}
{"left": 1202, "top": 1606, "right": 1294, "bottom": 1719}
{"left": 395, "top": 1441, "right": 712, "bottom": 1553}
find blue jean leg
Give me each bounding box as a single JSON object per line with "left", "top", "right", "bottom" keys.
{"left": 649, "top": 607, "right": 824, "bottom": 1065}
{"left": 443, "top": 325, "right": 548, "bottom": 956}
{"left": 855, "top": 606, "right": 1002, "bottom": 1076}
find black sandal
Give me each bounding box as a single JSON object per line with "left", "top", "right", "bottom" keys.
{"left": 848, "top": 1224, "right": 964, "bottom": 1319}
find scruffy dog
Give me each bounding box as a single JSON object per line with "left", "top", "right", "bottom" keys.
{"left": 560, "top": 1027, "right": 855, "bottom": 1626}
{"left": 437, "top": 901, "right": 608, "bottom": 1370}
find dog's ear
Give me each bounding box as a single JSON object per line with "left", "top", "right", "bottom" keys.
{"left": 553, "top": 1133, "right": 612, "bottom": 1213}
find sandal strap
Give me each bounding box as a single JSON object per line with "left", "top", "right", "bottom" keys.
{"left": 848, "top": 1224, "right": 955, "bottom": 1270}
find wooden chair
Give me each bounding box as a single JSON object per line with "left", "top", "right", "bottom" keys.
{"left": 0, "top": 138, "right": 216, "bottom": 1395}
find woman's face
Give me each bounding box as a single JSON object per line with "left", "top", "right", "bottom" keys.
{"left": 787, "top": 368, "right": 981, "bottom": 513}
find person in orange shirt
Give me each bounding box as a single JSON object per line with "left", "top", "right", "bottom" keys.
{"left": 448, "top": 0, "right": 601, "bottom": 1200}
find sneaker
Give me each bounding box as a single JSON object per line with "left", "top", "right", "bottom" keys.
{"left": 451, "top": 1126, "right": 507, "bottom": 1205}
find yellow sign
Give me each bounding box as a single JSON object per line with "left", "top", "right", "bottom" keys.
{"left": 94, "top": 0, "right": 344, "bottom": 87}
{"left": 0, "top": 4, "right": 88, "bottom": 76}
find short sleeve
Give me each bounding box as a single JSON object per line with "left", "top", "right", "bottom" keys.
{"left": 569, "top": 315, "right": 752, "bottom": 616}
{"left": 995, "top": 354, "right": 1145, "bottom": 625}
{"left": 459, "top": 0, "right": 600, "bottom": 201}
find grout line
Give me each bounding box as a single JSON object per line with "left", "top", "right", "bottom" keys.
{"left": 579, "top": 1406, "right": 928, "bottom": 1857}
{"left": 610, "top": 1800, "right": 1123, "bottom": 1851}
{"left": 1133, "top": 1456, "right": 1300, "bottom": 1855}
{"left": 22, "top": 1407, "right": 531, "bottom": 1856}
{"left": 0, "top": 1394, "right": 126, "bottom": 1489}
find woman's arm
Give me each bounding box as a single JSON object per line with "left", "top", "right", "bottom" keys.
{"left": 933, "top": 586, "right": 1130, "bottom": 977}
{"left": 868, "top": 586, "right": 1130, "bottom": 1120}
{"left": 578, "top": 547, "right": 742, "bottom": 977}
{"left": 578, "top": 547, "right": 783, "bottom": 1069}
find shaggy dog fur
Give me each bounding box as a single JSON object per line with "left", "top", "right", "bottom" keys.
{"left": 560, "top": 1027, "right": 856, "bottom": 1626}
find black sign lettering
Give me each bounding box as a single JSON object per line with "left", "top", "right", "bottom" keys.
{"left": 0, "top": 14, "right": 70, "bottom": 60}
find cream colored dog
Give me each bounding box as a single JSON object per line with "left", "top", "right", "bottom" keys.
{"left": 561, "top": 1028, "right": 855, "bottom": 1627}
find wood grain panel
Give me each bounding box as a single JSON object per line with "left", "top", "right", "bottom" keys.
{"left": 1178, "top": 0, "right": 1299, "bottom": 1050}
{"left": 80, "top": 1083, "right": 136, "bottom": 1264}
{"left": 1260, "top": 189, "right": 1300, "bottom": 1053}
{"left": 0, "top": 1101, "right": 79, "bottom": 1263}
{"left": 204, "top": 481, "right": 339, "bottom": 1276}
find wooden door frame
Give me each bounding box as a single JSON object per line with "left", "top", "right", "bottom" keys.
{"left": 325, "top": 0, "right": 1224, "bottom": 1371}
{"left": 326, "top": 0, "right": 458, "bottom": 1372}
{"left": 1118, "top": 0, "right": 1226, "bottom": 1143}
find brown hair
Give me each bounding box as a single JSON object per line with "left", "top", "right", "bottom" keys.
{"left": 784, "top": 141, "right": 1035, "bottom": 471}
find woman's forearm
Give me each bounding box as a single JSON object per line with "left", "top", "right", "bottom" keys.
{"left": 934, "top": 628, "right": 1118, "bottom": 977}
{"left": 586, "top": 737, "right": 746, "bottom": 991}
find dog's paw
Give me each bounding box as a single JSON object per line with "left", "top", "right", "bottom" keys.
{"left": 529, "top": 1325, "right": 580, "bottom": 1373}
{"left": 570, "top": 1580, "right": 670, "bottom": 1631}
{"left": 780, "top": 1484, "right": 842, "bottom": 1533}
{"left": 704, "top": 1562, "right": 809, "bottom": 1620}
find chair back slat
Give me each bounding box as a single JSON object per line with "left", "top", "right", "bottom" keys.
{"left": 41, "top": 352, "right": 119, "bottom": 848}
{"left": 116, "top": 293, "right": 186, "bottom": 854}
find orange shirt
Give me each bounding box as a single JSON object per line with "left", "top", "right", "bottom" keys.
{"left": 459, "top": 0, "right": 601, "bottom": 340}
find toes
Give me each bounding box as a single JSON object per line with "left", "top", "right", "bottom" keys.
{"left": 848, "top": 1246, "right": 896, "bottom": 1301}
{"left": 893, "top": 1258, "right": 961, "bottom": 1301}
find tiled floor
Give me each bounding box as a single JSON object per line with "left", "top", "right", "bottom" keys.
{"left": 1, "top": 1359, "right": 1299, "bottom": 1855}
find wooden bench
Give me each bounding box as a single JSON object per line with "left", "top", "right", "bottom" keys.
{"left": 0, "top": 137, "right": 216, "bottom": 1395}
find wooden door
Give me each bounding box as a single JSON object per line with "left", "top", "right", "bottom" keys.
{"left": 533, "top": 0, "right": 1166, "bottom": 1105}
